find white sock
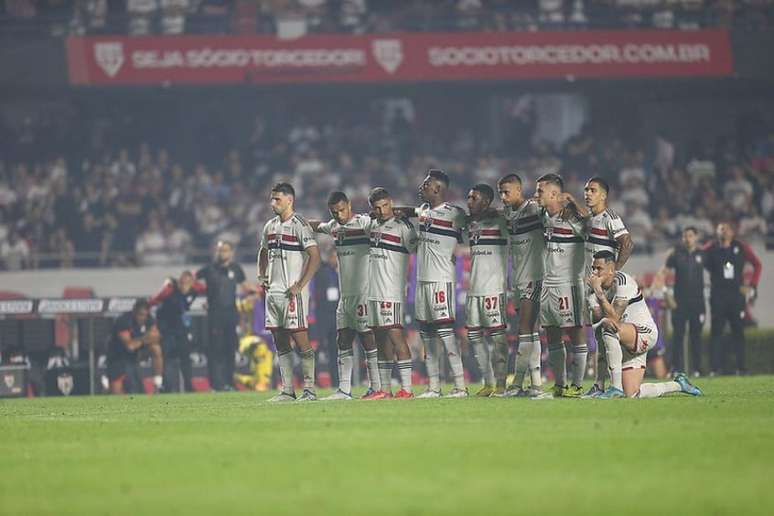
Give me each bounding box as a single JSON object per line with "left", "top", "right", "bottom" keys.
{"left": 513, "top": 333, "right": 532, "bottom": 389}
{"left": 337, "top": 347, "right": 353, "bottom": 394}
{"left": 490, "top": 329, "right": 509, "bottom": 389}
{"left": 529, "top": 332, "right": 542, "bottom": 387}
{"left": 438, "top": 327, "right": 465, "bottom": 390}
{"left": 570, "top": 342, "right": 588, "bottom": 387}
{"left": 278, "top": 350, "right": 295, "bottom": 395}
{"left": 153, "top": 375, "right": 163, "bottom": 389}
{"left": 300, "top": 348, "right": 315, "bottom": 391}
{"left": 548, "top": 342, "right": 567, "bottom": 387}
{"left": 601, "top": 331, "right": 623, "bottom": 390}
{"left": 421, "top": 330, "right": 441, "bottom": 391}
{"left": 637, "top": 381, "right": 680, "bottom": 398}
{"left": 397, "top": 359, "right": 412, "bottom": 391}
{"left": 365, "top": 348, "right": 380, "bottom": 391}
{"left": 378, "top": 360, "right": 393, "bottom": 393}
{"left": 469, "top": 329, "right": 495, "bottom": 387}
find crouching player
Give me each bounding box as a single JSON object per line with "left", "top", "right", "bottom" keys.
{"left": 587, "top": 251, "right": 703, "bottom": 399}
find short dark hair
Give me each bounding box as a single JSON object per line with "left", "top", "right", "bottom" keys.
{"left": 133, "top": 299, "right": 150, "bottom": 313}
{"left": 593, "top": 250, "right": 616, "bottom": 263}
{"left": 497, "top": 174, "right": 522, "bottom": 187}
{"left": 587, "top": 176, "right": 610, "bottom": 194}
{"left": 271, "top": 182, "right": 295, "bottom": 197}
{"left": 368, "top": 187, "right": 391, "bottom": 205}
{"left": 327, "top": 191, "right": 349, "bottom": 206}
{"left": 537, "top": 172, "right": 564, "bottom": 190}
{"left": 471, "top": 184, "right": 494, "bottom": 204}
{"left": 217, "top": 240, "right": 233, "bottom": 249}
{"left": 683, "top": 226, "right": 698, "bottom": 235}
{"left": 427, "top": 168, "right": 450, "bottom": 187}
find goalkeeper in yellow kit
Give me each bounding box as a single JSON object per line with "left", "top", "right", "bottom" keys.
{"left": 234, "top": 294, "right": 274, "bottom": 391}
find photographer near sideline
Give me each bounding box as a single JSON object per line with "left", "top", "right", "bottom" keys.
{"left": 106, "top": 299, "right": 163, "bottom": 394}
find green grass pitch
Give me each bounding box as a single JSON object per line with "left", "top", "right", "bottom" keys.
{"left": 2, "top": 376, "right": 774, "bottom": 515}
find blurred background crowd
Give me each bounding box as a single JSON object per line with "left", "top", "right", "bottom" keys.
{"left": 1, "top": 0, "right": 774, "bottom": 39}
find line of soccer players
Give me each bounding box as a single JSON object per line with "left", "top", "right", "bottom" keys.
{"left": 257, "top": 169, "right": 703, "bottom": 401}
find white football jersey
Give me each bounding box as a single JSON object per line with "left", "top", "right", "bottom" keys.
{"left": 590, "top": 271, "right": 655, "bottom": 329}
{"left": 415, "top": 202, "right": 466, "bottom": 283}
{"left": 316, "top": 214, "right": 371, "bottom": 297}
{"left": 368, "top": 217, "right": 418, "bottom": 302}
{"left": 505, "top": 199, "right": 545, "bottom": 287}
{"left": 585, "top": 208, "right": 629, "bottom": 274}
{"left": 467, "top": 215, "right": 509, "bottom": 296}
{"left": 542, "top": 209, "right": 586, "bottom": 286}
{"left": 260, "top": 213, "right": 318, "bottom": 295}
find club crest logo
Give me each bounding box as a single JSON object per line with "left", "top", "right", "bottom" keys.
{"left": 57, "top": 373, "right": 74, "bottom": 396}
{"left": 469, "top": 222, "right": 481, "bottom": 244}
{"left": 372, "top": 231, "right": 382, "bottom": 246}
{"left": 422, "top": 217, "right": 433, "bottom": 232}
{"left": 94, "top": 42, "right": 125, "bottom": 78}
{"left": 337, "top": 229, "right": 346, "bottom": 246}
{"left": 371, "top": 39, "right": 403, "bottom": 74}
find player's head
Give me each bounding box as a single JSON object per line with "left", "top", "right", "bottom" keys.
{"left": 368, "top": 187, "right": 393, "bottom": 222}
{"left": 327, "top": 191, "right": 352, "bottom": 225}
{"left": 716, "top": 221, "right": 735, "bottom": 242}
{"left": 584, "top": 177, "right": 609, "bottom": 210}
{"left": 535, "top": 173, "right": 564, "bottom": 208}
{"left": 132, "top": 299, "right": 151, "bottom": 325}
{"left": 591, "top": 250, "right": 617, "bottom": 289}
{"left": 467, "top": 184, "right": 494, "bottom": 216}
{"left": 497, "top": 174, "right": 523, "bottom": 207}
{"left": 420, "top": 168, "right": 449, "bottom": 203}
{"left": 682, "top": 226, "right": 699, "bottom": 249}
{"left": 270, "top": 182, "right": 295, "bottom": 217}
{"left": 216, "top": 240, "right": 234, "bottom": 264}
{"left": 178, "top": 270, "right": 194, "bottom": 294}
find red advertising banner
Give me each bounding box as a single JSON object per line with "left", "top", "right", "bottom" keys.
{"left": 67, "top": 30, "right": 733, "bottom": 86}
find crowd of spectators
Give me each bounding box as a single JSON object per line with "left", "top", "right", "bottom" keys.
{"left": 2, "top": 0, "right": 773, "bottom": 38}
{"left": 1, "top": 96, "right": 773, "bottom": 271}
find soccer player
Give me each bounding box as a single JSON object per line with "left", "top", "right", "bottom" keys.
{"left": 259, "top": 183, "right": 321, "bottom": 402}
{"left": 367, "top": 187, "right": 418, "bottom": 399}
{"left": 412, "top": 169, "right": 468, "bottom": 398}
{"left": 311, "top": 191, "right": 381, "bottom": 400}
{"left": 587, "top": 251, "right": 703, "bottom": 398}
{"left": 465, "top": 184, "right": 510, "bottom": 397}
{"left": 582, "top": 177, "right": 634, "bottom": 398}
{"left": 106, "top": 299, "right": 163, "bottom": 394}
{"left": 148, "top": 270, "right": 206, "bottom": 392}
{"left": 535, "top": 173, "right": 589, "bottom": 398}
{"left": 497, "top": 173, "right": 545, "bottom": 397}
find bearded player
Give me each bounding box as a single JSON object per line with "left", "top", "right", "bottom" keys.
{"left": 465, "top": 184, "right": 510, "bottom": 396}
{"left": 582, "top": 177, "right": 635, "bottom": 398}
{"left": 535, "top": 173, "right": 589, "bottom": 398}
{"left": 587, "top": 251, "right": 702, "bottom": 399}
{"left": 498, "top": 173, "right": 546, "bottom": 397}
{"left": 259, "top": 182, "right": 321, "bottom": 402}
{"left": 311, "top": 191, "right": 381, "bottom": 400}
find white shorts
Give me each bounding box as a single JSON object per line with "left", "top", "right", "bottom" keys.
{"left": 540, "top": 282, "right": 589, "bottom": 328}
{"left": 415, "top": 281, "right": 456, "bottom": 324}
{"left": 465, "top": 293, "right": 507, "bottom": 330}
{"left": 513, "top": 279, "right": 542, "bottom": 304}
{"left": 336, "top": 295, "right": 371, "bottom": 333}
{"left": 265, "top": 293, "right": 309, "bottom": 332}
{"left": 622, "top": 324, "right": 659, "bottom": 370}
{"left": 367, "top": 300, "right": 404, "bottom": 329}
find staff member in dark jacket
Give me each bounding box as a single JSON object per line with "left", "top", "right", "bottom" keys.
{"left": 196, "top": 240, "right": 252, "bottom": 391}
{"left": 703, "top": 222, "right": 762, "bottom": 375}
{"left": 663, "top": 227, "right": 706, "bottom": 376}
{"left": 106, "top": 299, "right": 162, "bottom": 394}
{"left": 149, "top": 270, "right": 206, "bottom": 392}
